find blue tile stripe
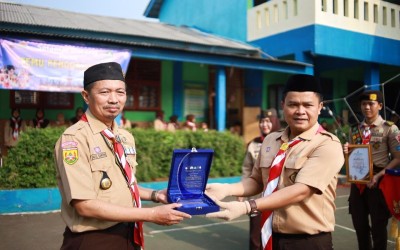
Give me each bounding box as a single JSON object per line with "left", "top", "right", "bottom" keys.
{"left": 0, "top": 177, "right": 241, "bottom": 214}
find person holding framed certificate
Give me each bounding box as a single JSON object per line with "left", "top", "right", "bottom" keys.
{"left": 343, "top": 90, "right": 400, "bottom": 250}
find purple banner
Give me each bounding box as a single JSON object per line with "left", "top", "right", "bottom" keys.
{"left": 0, "top": 38, "right": 131, "bottom": 92}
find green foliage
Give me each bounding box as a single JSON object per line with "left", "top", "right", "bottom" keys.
{"left": 0, "top": 127, "right": 65, "bottom": 189}
{"left": 0, "top": 128, "right": 246, "bottom": 189}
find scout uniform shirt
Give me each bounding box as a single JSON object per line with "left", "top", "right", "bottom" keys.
{"left": 251, "top": 122, "right": 344, "bottom": 234}
{"left": 242, "top": 137, "right": 263, "bottom": 200}
{"left": 350, "top": 115, "right": 400, "bottom": 171}
{"left": 54, "top": 110, "right": 138, "bottom": 232}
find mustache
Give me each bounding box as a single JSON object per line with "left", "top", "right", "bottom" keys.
{"left": 104, "top": 105, "right": 120, "bottom": 109}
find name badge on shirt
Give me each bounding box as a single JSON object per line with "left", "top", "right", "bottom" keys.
{"left": 123, "top": 145, "right": 136, "bottom": 155}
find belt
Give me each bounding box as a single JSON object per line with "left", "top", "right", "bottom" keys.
{"left": 273, "top": 231, "right": 331, "bottom": 239}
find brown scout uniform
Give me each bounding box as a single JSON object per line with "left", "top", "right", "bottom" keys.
{"left": 348, "top": 115, "right": 400, "bottom": 250}
{"left": 54, "top": 110, "right": 137, "bottom": 232}
{"left": 251, "top": 122, "right": 344, "bottom": 234}
{"left": 242, "top": 137, "right": 263, "bottom": 200}
{"left": 4, "top": 119, "right": 26, "bottom": 147}
{"left": 351, "top": 115, "right": 400, "bottom": 170}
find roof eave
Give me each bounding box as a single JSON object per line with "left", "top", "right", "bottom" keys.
{"left": 143, "top": 0, "right": 163, "bottom": 18}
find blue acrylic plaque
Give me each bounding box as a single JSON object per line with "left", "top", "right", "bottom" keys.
{"left": 167, "top": 148, "right": 219, "bottom": 215}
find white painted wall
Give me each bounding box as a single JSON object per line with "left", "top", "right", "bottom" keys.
{"left": 248, "top": 0, "right": 400, "bottom": 41}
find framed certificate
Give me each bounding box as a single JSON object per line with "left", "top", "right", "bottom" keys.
{"left": 345, "top": 144, "right": 373, "bottom": 184}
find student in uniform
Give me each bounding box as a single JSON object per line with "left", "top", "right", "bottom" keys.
{"left": 4, "top": 108, "right": 27, "bottom": 148}
{"left": 206, "top": 74, "right": 344, "bottom": 250}
{"left": 238, "top": 108, "right": 280, "bottom": 250}
{"left": 344, "top": 90, "right": 400, "bottom": 250}
{"left": 54, "top": 62, "right": 191, "bottom": 250}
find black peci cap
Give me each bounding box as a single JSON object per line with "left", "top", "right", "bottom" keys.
{"left": 359, "top": 90, "right": 383, "bottom": 103}
{"left": 83, "top": 62, "right": 125, "bottom": 88}
{"left": 283, "top": 74, "right": 322, "bottom": 95}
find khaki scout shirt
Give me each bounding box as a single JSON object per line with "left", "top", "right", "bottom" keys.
{"left": 352, "top": 116, "right": 400, "bottom": 169}
{"left": 242, "top": 137, "right": 263, "bottom": 200}
{"left": 54, "top": 110, "right": 138, "bottom": 232}
{"left": 251, "top": 122, "right": 344, "bottom": 234}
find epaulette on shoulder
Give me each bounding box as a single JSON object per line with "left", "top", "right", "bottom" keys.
{"left": 384, "top": 121, "right": 394, "bottom": 126}
{"left": 319, "top": 130, "right": 341, "bottom": 142}
{"left": 63, "top": 121, "right": 85, "bottom": 135}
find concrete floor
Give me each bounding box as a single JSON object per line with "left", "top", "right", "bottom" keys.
{"left": 0, "top": 184, "right": 396, "bottom": 250}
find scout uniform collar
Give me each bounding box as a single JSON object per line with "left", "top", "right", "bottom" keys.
{"left": 83, "top": 109, "right": 120, "bottom": 135}
{"left": 360, "top": 115, "right": 383, "bottom": 129}
{"left": 279, "top": 122, "right": 322, "bottom": 142}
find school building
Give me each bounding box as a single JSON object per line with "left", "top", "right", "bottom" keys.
{"left": 1, "top": 0, "right": 399, "bottom": 150}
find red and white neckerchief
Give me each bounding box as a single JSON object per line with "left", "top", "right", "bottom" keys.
{"left": 35, "top": 118, "right": 44, "bottom": 128}
{"left": 361, "top": 124, "right": 375, "bottom": 145}
{"left": 11, "top": 117, "right": 20, "bottom": 140}
{"left": 186, "top": 121, "right": 197, "bottom": 131}
{"left": 357, "top": 124, "right": 375, "bottom": 194}
{"left": 81, "top": 114, "right": 144, "bottom": 248}
{"left": 260, "top": 138, "right": 302, "bottom": 250}
{"left": 260, "top": 125, "right": 325, "bottom": 250}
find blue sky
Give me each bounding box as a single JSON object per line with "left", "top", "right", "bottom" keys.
{"left": 3, "top": 0, "right": 154, "bottom": 21}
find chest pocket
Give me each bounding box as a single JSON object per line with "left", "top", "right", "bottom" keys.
{"left": 90, "top": 160, "right": 112, "bottom": 183}
{"left": 282, "top": 152, "right": 306, "bottom": 185}
{"left": 90, "top": 162, "right": 111, "bottom": 172}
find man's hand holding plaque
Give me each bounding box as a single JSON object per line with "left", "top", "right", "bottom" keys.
{"left": 205, "top": 198, "right": 249, "bottom": 221}
{"left": 205, "top": 183, "right": 232, "bottom": 200}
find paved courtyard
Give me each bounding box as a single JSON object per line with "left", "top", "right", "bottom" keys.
{"left": 0, "top": 184, "right": 397, "bottom": 250}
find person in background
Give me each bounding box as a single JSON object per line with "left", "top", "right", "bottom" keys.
{"left": 51, "top": 113, "right": 70, "bottom": 127}
{"left": 206, "top": 74, "right": 344, "bottom": 250}
{"left": 229, "top": 121, "right": 242, "bottom": 136}
{"left": 167, "top": 115, "right": 180, "bottom": 132}
{"left": 54, "top": 62, "right": 191, "bottom": 250}
{"left": 200, "top": 122, "right": 209, "bottom": 132}
{"left": 70, "top": 107, "right": 84, "bottom": 125}
{"left": 31, "top": 108, "right": 49, "bottom": 128}
{"left": 343, "top": 90, "right": 400, "bottom": 250}
{"left": 182, "top": 114, "right": 197, "bottom": 131}
{"left": 120, "top": 111, "right": 132, "bottom": 129}
{"left": 238, "top": 108, "right": 281, "bottom": 250}
{"left": 4, "top": 108, "right": 27, "bottom": 148}
{"left": 321, "top": 120, "right": 329, "bottom": 131}
{"left": 154, "top": 110, "right": 167, "bottom": 131}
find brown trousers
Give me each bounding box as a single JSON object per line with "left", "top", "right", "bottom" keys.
{"left": 249, "top": 214, "right": 262, "bottom": 250}
{"left": 272, "top": 232, "right": 332, "bottom": 250}
{"left": 60, "top": 223, "right": 141, "bottom": 250}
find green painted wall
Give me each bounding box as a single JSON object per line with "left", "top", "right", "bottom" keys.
{"left": 0, "top": 90, "right": 9, "bottom": 119}
{"left": 183, "top": 63, "right": 209, "bottom": 82}
{"left": 161, "top": 61, "right": 174, "bottom": 119}
{"left": 263, "top": 72, "right": 288, "bottom": 108}
{"left": 320, "top": 66, "right": 364, "bottom": 116}
{"left": 181, "top": 62, "right": 209, "bottom": 122}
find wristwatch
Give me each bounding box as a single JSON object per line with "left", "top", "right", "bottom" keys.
{"left": 248, "top": 199, "right": 260, "bottom": 217}
{"left": 151, "top": 190, "right": 160, "bottom": 203}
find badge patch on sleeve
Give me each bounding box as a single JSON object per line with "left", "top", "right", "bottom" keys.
{"left": 62, "top": 142, "right": 79, "bottom": 165}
